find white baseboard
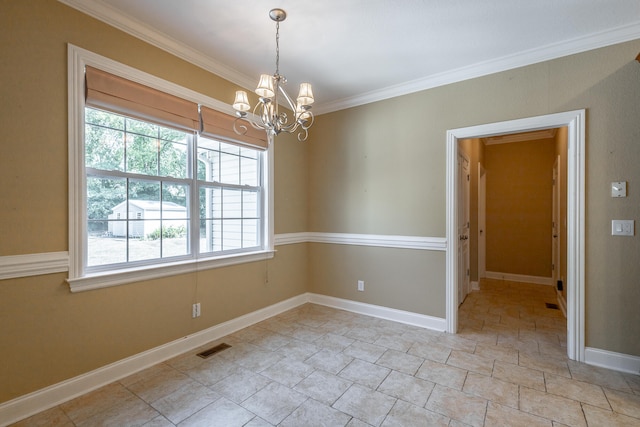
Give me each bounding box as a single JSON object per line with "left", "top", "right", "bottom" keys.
{"left": 471, "top": 281, "right": 480, "bottom": 291}
{"left": 556, "top": 290, "right": 567, "bottom": 318}
{"left": 585, "top": 347, "right": 640, "bottom": 375}
{"left": 308, "top": 293, "right": 447, "bottom": 332}
{"left": 0, "top": 292, "right": 446, "bottom": 426}
{"left": 485, "top": 271, "right": 553, "bottom": 286}
{"left": 0, "top": 294, "right": 308, "bottom": 427}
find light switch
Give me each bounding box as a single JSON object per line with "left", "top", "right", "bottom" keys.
{"left": 611, "top": 181, "right": 627, "bottom": 197}
{"left": 611, "top": 220, "right": 634, "bottom": 236}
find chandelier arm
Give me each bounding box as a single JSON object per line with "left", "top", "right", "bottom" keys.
{"left": 255, "top": 101, "right": 275, "bottom": 132}
{"left": 277, "top": 83, "right": 298, "bottom": 113}
{"left": 301, "top": 112, "right": 314, "bottom": 129}
{"left": 233, "top": 116, "right": 250, "bottom": 135}
{"left": 297, "top": 127, "right": 309, "bottom": 142}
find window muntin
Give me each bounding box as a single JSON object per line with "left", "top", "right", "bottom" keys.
{"left": 84, "top": 107, "right": 263, "bottom": 272}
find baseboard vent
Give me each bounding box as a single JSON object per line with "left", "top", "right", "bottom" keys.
{"left": 545, "top": 302, "right": 559, "bottom": 310}
{"left": 197, "top": 343, "right": 231, "bottom": 359}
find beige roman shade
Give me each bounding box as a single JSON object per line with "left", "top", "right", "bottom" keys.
{"left": 200, "top": 106, "right": 268, "bottom": 150}
{"left": 85, "top": 66, "right": 200, "bottom": 132}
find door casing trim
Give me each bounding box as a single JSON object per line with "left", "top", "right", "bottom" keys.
{"left": 445, "top": 110, "right": 586, "bottom": 361}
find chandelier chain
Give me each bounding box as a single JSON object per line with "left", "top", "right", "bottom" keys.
{"left": 275, "top": 21, "right": 280, "bottom": 76}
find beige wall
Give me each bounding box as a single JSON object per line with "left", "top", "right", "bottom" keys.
{"left": 2, "top": 0, "right": 640, "bottom": 406}
{"left": 308, "top": 40, "right": 640, "bottom": 357}
{"left": 484, "top": 139, "right": 556, "bottom": 277}
{"left": 0, "top": 1, "right": 308, "bottom": 403}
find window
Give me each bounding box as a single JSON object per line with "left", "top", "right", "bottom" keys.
{"left": 85, "top": 108, "right": 193, "bottom": 269}
{"left": 67, "top": 45, "right": 273, "bottom": 291}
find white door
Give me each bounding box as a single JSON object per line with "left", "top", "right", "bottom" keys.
{"left": 552, "top": 156, "right": 561, "bottom": 285}
{"left": 478, "top": 164, "right": 486, "bottom": 281}
{"left": 458, "top": 152, "right": 470, "bottom": 306}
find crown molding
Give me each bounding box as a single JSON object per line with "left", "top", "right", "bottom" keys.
{"left": 315, "top": 21, "right": 640, "bottom": 114}
{"left": 57, "top": 0, "right": 256, "bottom": 91}
{"left": 58, "top": 1, "right": 640, "bottom": 115}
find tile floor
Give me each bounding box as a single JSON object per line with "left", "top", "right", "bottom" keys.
{"left": 11, "top": 279, "right": 640, "bottom": 426}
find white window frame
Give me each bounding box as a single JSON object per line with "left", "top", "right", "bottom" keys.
{"left": 67, "top": 44, "right": 274, "bottom": 292}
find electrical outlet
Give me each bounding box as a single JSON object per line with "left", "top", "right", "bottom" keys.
{"left": 192, "top": 303, "right": 201, "bottom": 318}
{"left": 357, "top": 280, "right": 364, "bottom": 292}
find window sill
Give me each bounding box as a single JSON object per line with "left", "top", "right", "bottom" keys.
{"left": 66, "top": 250, "right": 275, "bottom": 293}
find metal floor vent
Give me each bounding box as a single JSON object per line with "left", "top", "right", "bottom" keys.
{"left": 197, "top": 343, "right": 231, "bottom": 359}
{"left": 545, "top": 303, "right": 559, "bottom": 310}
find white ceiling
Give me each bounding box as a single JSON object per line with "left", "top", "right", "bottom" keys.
{"left": 62, "top": 0, "right": 640, "bottom": 114}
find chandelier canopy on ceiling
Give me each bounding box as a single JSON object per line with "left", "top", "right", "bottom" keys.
{"left": 232, "top": 8, "right": 315, "bottom": 142}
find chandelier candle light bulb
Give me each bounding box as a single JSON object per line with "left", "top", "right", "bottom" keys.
{"left": 232, "top": 8, "right": 315, "bottom": 142}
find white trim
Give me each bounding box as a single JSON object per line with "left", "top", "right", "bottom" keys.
{"left": 307, "top": 232, "right": 446, "bottom": 251}
{"left": 0, "top": 232, "right": 446, "bottom": 281}
{"left": 59, "top": 1, "right": 640, "bottom": 115}
{"left": 485, "top": 271, "right": 554, "bottom": 286}
{"left": 275, "top": 232, "right": 447, "bottom": 250}
{"left": 0, "top": 291, "right": 446, "bottom": 425}
{"left": 557, "top": 289, "right": 567, "bottom": 318}
{"left": 58, "top": 0, "right": 256, "bottom": 94}
{"left": 316, "top": 21, "right": 640, "bottom": 113}
{"left": 471, "top": 281, "right": 480, "bottom": 291}
{"left": 585, "top": 347, "right": 640, "bottom": 375}
{"left": 274, "top": 232, "right": 309, "bottom": 246}
{"left": 446, "top": 110, "right": 586, "bottom": 363}
{"left": 0, "top": 252, "right": 69, "bottom": 280}
{"left": 0, "top": 293, "right": 308, "bottom": 426}
{"left": 309, "top": 293, "right": 447, "bottom": 331}
{"left": 66, "top": 251, "right": 275, "bottom": 293}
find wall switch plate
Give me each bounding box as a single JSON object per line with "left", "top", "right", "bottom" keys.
{"left": 357, "top": 280, "right": 364, "bottom": 291}
{"left": 611, "top": 220, "right": 634, "bottom": 236}
{"left": 611, "top": 181, "right": 627, "bottom": 197}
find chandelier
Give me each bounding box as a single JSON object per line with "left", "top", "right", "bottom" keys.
{"left": 232, "top": 8, "right": 315, "bottom": 142}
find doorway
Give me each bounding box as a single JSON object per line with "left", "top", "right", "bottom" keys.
{"left": 445, "top": 110, "right": 586, "bottom": 361}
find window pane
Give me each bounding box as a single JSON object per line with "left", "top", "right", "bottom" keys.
{"left": 85, "top": 107, "right": 124, "bottom": 130}
{"left": 160, "top": 184, "right": 189, "bottom": 257}
{"left": 129, "top": 180, "right": 160, "bottom": 207}
{"left": 220, "top": 151, "right": 239, "bottom": 185}
{"left": 240, "top": 147, "right": 258, "bottom": 159}
{"left": 197, "top": 146, "right": 219, "bottom": 182}
{"left": 159, "top": 219, "right": 189, "bottom": 258}
{"left": 162, "top": 184, "right": 189, "bottom": 218}
{"left": 126, "top": 134, "right": 158, "bottom": 175}
{"left": 223, "top": 189, "right": 242, "bottom": 218}
{"left": 160, "top": 127, "right": 187, "bottom": 142}
{"left": 243, "top": 219, "right": 259, "bottom": 248}
{"left": 197, "top": 137, "right": 219, "bottom": 182}
{"left": 200, "top": 219, "right": 222, "bottom": 253}
{"left": 223, "top": 219, "right": 242, "bottom": 250}
{"left": 220, "top": 142, "right": 239, "bottom": 156}
{"left": 88, "top": 224, "right": 127, "bottom": 266}
{"left": 126, "top": 117, "right": 158, "bottom": 137}
{"left": 240, "top": 155, "right": 258, "bottom": 186}
{"left": 243, "top": 190, "right": 258, "bottom": 218}
{"left": 159, "top": 140, "right": 188, "bottom": 178}
{"left": 87, "top": 176, "right": 127, "bottom": 222}
{"left": 85, "top": 124, "right": 125, "bottom": 171}
{"left": 129, "top": 230, "right": 160, "bottom": 261}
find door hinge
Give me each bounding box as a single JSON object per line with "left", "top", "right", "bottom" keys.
{"left": 552, "top": 263, "right": 555, "bottom": 270}
{"left": 467, "top": 269, "right": 470, "bottom": 276}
